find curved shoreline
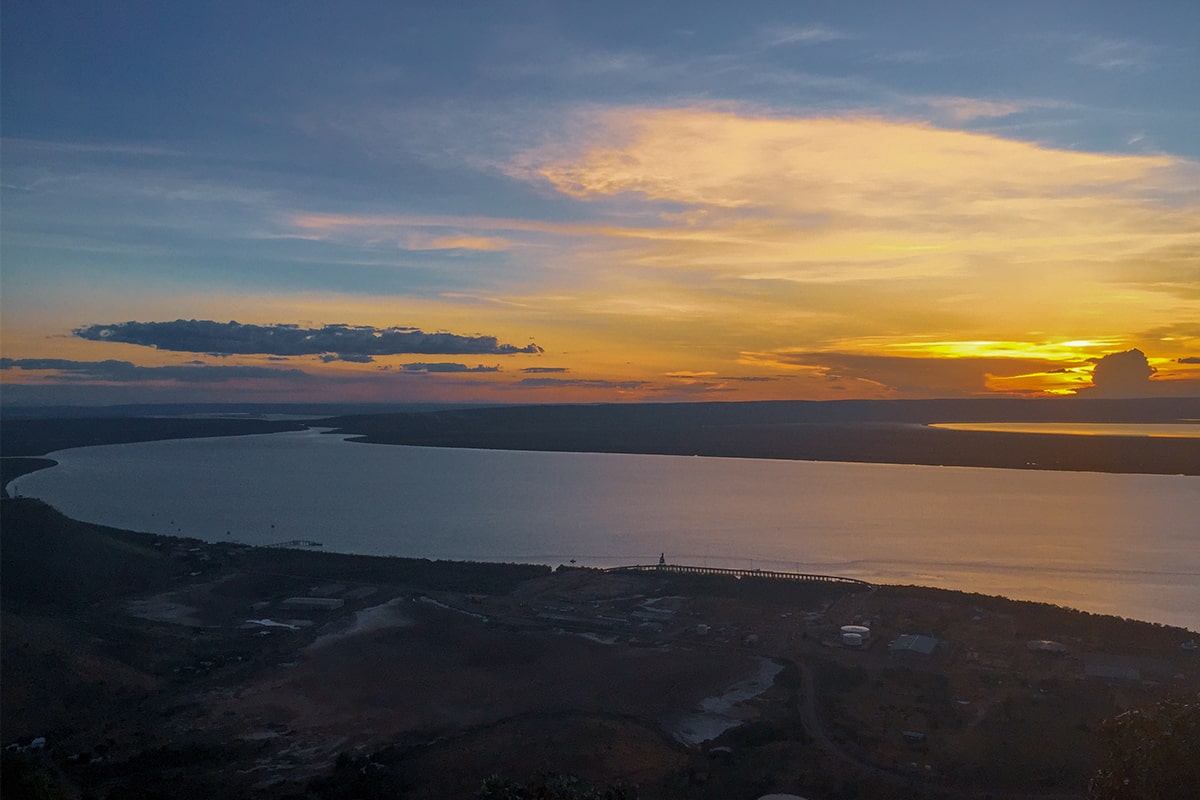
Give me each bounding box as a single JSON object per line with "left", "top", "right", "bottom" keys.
{"left": 3, "top": 494, "right": 1197, "bottom": 798}
{"left": 0, "top": 456, "right": 58, "bottom": 498}
{"left": 9, "top": 431, "right": 1198, "bottom": 630}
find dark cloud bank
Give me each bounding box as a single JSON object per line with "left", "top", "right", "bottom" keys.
{"left": 74, "top": 320, "right": 543, "bottom": 359}
{"left": 0, "top": 358, "right": 309, "bottom": 383}
{"left": 1083, "top": 349, "right": 1156, "bottom": 398}
{"left": 400, "top": 363, "right": 499, "bottom": 373}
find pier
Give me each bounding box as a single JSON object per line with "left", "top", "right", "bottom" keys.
{"left": 605, "top": 563, "right": 872, "bottom": 587}
{"left": 263, "top": 539, "right": 324, "bottom": 549}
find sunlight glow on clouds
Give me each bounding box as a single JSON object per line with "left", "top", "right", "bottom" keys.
{"left": 3, "top": 2, "right": 1198, "bottom": 405}
{"left": 68, "top": 109, "right": 1199, "bottom": 400}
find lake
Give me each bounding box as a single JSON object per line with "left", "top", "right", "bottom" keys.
{"left": 9, "top": 427, "right": 1199, "bottom": 629}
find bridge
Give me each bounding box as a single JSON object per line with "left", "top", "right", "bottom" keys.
{"left": 605, "top": 563, "right": 872, "bottom": 588}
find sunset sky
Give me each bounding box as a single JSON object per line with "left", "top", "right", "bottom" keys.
{"left": 3, "top": 1, "right": 1198, "bottom": 405}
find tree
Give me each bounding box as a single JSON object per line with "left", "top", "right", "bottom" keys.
{"left": 1088, "top": 694, "right": 1200, "bottom": 800}
{"left": 474, "top": 770, "right": 638, "bottom": 800}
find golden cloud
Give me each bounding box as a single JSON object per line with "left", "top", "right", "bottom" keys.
{"left": 409, "top": 235, "right": 513, "bottom": 251}
{"left": 504, "top": 109, "right": 1195, "bottom": 282}
{"left": 522, "top": 109, "right": 1185, "bottom": 201}
{"left": 285, "top": 108, "right": 1199, "bottom": 397}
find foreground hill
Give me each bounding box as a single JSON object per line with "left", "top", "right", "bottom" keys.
{"left": 3, "top": 497, "right": 1197, "bottom": 799}
{"left": 0, "top": 416, "right": 306, "bottom": 458}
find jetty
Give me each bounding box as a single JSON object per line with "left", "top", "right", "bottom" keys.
{"left": 605, "top": 563, "right": 871, "bottom": 587}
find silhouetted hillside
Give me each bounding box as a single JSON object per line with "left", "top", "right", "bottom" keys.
{"left": 0, "top": 417, "right": 306, "bottom": 457}
{"left": 0, "top": 499, "right": 184, "bottom": 611}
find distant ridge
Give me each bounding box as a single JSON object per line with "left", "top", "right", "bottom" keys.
{"left": 315, "top": 397, "right": 1200, "bottom": 476}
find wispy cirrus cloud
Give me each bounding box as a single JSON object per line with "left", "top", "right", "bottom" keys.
{"left": 409, "top": 235, "right": 513, "bottom": 252}
{"left": 521, "top": 107, "right": 1192, "bottom": 209}
{"left": 290, "top": 212, "right": 604, "bottom": 246}
{"left": 919, "top": 96, "right": 1027, "bottom": 122}
{"left": 757, "top": 23, "right": 851, "bottom": 48}
{"left": 508, "top": 108, "right": 1198, "bottom": 297}
{"left": 869, "top": 48, "right": 941, "bottom": 65}
{"left": 0, "top": 137, "right": 187, "bottom": 159}
{"left": 1064, "top": 34, "right": 1160, "bottom": 72}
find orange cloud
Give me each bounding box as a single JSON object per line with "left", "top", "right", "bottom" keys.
{"left": 409, "top": 235, "right": 513, "bottom": 251}
{"left": 518, "top": 109, "right": 1188, "bottom": 206}
{"left": 740, "top": 350, "right": 1075, "bottom": 396}
{"left": 275, "top": 109, "right": 1199, "bottom": 399}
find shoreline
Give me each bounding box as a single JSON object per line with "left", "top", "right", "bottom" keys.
{"left": 6, "top": 491, "right": 1195, "bottom": 634}
{"left": 3, "top": 494, "right": 1197, "bottom": 799}
{"left": 3, "top": 407, "right": 1197, "bottom": 633}
{"left": 7, "top": 436, "right": 1197, "bottom": 630}
{"left": 6, "top": 484, "right": 1197, "bottom": 632}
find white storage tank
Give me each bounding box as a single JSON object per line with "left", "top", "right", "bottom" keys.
{"left": 842, "top": 632, "right": 864, "bottom": 647}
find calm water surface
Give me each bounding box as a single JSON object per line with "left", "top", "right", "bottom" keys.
{"left": 10, "top": 428, "right": 1199, "bottom": 629}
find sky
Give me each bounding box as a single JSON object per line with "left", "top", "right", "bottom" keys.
{"left": 2, "top": 1, "right": 1198, "bottom": 406}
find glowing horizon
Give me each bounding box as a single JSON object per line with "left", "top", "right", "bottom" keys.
{"left": 929, "top": 422, "right": 1200, "bottom": 438}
